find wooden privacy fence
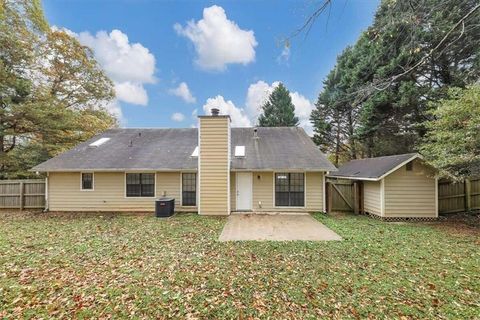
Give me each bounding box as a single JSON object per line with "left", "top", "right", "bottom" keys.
{"left": 326, "top": 180, "right": 362, "bottom": 214}
{"left": 327, "top": 178, "right": 479, "bottom": 215}
{"left": 0, "top": 179, "right": 46, "bottom": 209}
{"left": 438, "top": 178, "right": 480, "bottom": 214}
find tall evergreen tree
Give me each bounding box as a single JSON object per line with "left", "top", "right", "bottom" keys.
{"left": 311, "top": 0, "right": 480, "bottom": 165}
{"left": 258, "top": 83, "right": 299, "bottom": 127}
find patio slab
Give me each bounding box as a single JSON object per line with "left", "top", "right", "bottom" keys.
{"left": 219, "top": 214, "right": 342, "bottom": 241}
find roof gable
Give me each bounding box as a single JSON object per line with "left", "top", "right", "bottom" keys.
{"left": 328, "top": 153, "right": 420, "bottom": 180}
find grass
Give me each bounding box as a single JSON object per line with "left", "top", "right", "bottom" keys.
{"left": 0, "top": 211, "right": 479, "bottom": 319}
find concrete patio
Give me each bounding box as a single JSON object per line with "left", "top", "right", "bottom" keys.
{"left": 219, "top": 213, "right": 342, "bottom": 241}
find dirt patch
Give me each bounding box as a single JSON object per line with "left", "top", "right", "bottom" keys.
{"left": 433, "top": 213, "right": 480, "bottom": 237}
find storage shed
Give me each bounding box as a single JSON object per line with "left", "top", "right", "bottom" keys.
{"left": 328, "top": 153, "right": 438, "bottom": 219}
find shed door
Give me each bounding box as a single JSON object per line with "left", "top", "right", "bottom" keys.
{"left": 236, "top": 172, "right": 252, "bottom": 211}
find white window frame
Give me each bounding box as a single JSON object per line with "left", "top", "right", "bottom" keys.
{"left": 80, "top": 172, "right": 94, "bottom": 191}
{"left": 124, "top": 172, "right": 156, "bottom": 198}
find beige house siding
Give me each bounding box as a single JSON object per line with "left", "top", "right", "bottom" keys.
{"left": 384, "top": 159, "right": 437, "bottom": 217}
{"left": 251, "top": 171, "right": 324, "bottom": 212}
{"left": 230, "top": 172, "right": 236, "bottom": 210}
{"left": 198, "top": 117, "right": 230, "bottom": 215}
{"left": 306, "top": 172, "right": 324, "bottom": 211}
{"left": 363, "top": 181, "right": 382, "bottom": 216}
{"left": 48, "top": 172, "right": 196, "bottom": 212}
{"left": 48, "top": 170, "right": 326, "bottom": 213}
{"left": 252, "top": 172, "right": 274, "bottom": 211}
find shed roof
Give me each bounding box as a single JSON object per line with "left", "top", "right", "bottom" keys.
{"left": 328, "top": 153, "right": 420, "bottom": 181}
{"left": 33, "top": 127, "right": 336, "bottom": 172}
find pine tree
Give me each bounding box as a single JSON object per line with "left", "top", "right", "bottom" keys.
{"left": 258, "top": 83, "right": 299, "bottom": 127}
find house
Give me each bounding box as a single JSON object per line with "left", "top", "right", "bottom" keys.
{"left": 33, "top": 109, "right": 336, "bottom": 214}
{"left": 328, "top": 153, "right": 438, "bottom": 219}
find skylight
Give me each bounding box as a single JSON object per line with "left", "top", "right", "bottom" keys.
{"left": 89, "top": 137, "right": 110, "bottom": 147}
{"left": 191, "top": 146, "right": 199, "bottom": 157}
{"left": 235, "top": 145, "right": 245, "bottom": 157}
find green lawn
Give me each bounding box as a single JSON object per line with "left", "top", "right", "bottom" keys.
{"left": 0, "top": 212, "right": 479, "bottom": 319}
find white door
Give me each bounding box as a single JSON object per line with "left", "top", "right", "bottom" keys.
{"left": 236, "top": 172, "right": 252, "bottom": 211}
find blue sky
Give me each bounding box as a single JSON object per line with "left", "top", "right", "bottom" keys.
{"left": 43, "top": 0, "right": 379, "bottom": 133}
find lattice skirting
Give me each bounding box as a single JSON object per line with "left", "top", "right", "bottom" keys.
{"left": 364, "top": 212, "right": 438, "bottom": 222}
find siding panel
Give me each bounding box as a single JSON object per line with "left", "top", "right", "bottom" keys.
{"left": 252, "top": 171, "right": 324, "bottom": 212}
{"left": 198, "top": 117, "right": 230, "bottom": 215}
{"left": 384, "top": 159, "right": 436, "bottom": 217}
{"left": 363, "top": 181, "right": 381, "bottom": 216}
{"left": 48, "top": 172, "right": 195, "bottom": 212}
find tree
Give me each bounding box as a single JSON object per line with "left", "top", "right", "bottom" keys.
{"left": 311, "top": 0, "right": 480, "bottom": 162}
{"left": 258, "top": 83, "right": 299, "bottom": 127}
{"left": 0, "top": 0, "right": 117, "bottom": 178}
{"left": 311, "top": 47, "right": 362, "bottom": 164}
{"left": 420, "top": 85, "right": 480, "bottom": 179}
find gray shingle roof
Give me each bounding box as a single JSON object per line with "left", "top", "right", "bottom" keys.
{"left": 33, "top": 127, "right": 336, "bottom": 172}
{"left": 328, "top": 153, "right": 419, "bottom": 180}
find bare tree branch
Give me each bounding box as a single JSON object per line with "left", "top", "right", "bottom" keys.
{"left": 283, "top": 0, "right": 332, "bottom": 44}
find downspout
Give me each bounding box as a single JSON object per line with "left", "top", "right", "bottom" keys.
{"left": 44, "top": 173, "right": 49, "bottom": 212}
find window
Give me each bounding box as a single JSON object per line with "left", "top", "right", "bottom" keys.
{"left": 275, "top": 173, "right": 304, "bottom": 207}
{"left": 182, "top": 173, "right": 196, "bottom": 206}
{"left": 81, "top": 173, "right": 94, "bottom": 190}
{"left": 191, "top": 146, "right": 199, "bottom": 157}
{"left": 406, "top": 161, "right": 413, "bottom": 171}
{"left": 89, "top": 137, "right": 110, "bottom": 147}
{"left": 234, "top": 146, "right": 245, "bottom": 157}
{"left": 126, "top": 173, "right": 155, "bottom": 197}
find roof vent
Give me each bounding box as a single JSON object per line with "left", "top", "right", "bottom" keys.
{"left": 211, "top": 108, "right": 220, "bottom": 116}
{"left": 89, "top": 137, "right": 110, "bottom": 147}
{"left": 235, "top": 146, "right": 245, "bottom": 157}
{"left": 191, "top": 146, "right": 199, "bottom": 157}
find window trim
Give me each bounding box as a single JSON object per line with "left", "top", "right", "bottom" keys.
{"left": 273, "top": 171, "right": 306, "bottom": 208}
{"left": 80, "top": 172, "right": 94, "bottom": 191}
{"left": 180, "top": 172, "right": 197, "bottom": 207}
{"left": 124, "top": 172, "right": 156, "bottom": 198}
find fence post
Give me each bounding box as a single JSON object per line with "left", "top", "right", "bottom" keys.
{"left": 465, "top": 179, "right": 471, "bottom": 212}
{"left": 327, "top": 182, "right": 333, "bottom": 213}
{"left": 19, "top": 181, "right": 24, "bottom": 210}
{"left": 353, "top": 182, "right": 359, "bottom": 214}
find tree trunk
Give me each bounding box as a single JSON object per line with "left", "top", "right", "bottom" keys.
{"left": 335, "top": 120, "right": 340, "bottom": 166}
{"left": 0, "top": 135, "right": 5, "bottom": 177}
{"left": 347, "top": 111, "right": 357, "bottom": 160}
{"left": 367, "top": 136, "right": 373, "bottom": 158}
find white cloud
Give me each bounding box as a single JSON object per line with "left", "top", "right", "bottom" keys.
{"left": 68, "top": 29, "right": 157, "bottom": 117}
{"left": 245, "top": 80, "right": 280, "bottom": 119}
{"left": 171, "top": 112, "right": 186, "bottom": 122}
{"left": 290, "top": 91, "right": 315, "bottom": 135}
{"left": 114, "top": 82, "right": 148, "bottom": 106}
{"left": 169, "top": 82, "right": 196, "bottom": 103}
{"left": 244, "top": 80, "right": 315, "bottom": 135}
{"left": 202, "top": 95, "right": 251, "bottom": 127}
{"left": 174, "top": 5, "right": 257, "bottom": 71}
{"left": 277, "top": 46, "right": 290, "bottom": 64}
{"left": 77, "top": 29, "right": 156, "bottom": 84}
{"left": 103, "top": 100, "right": 123, "bottom": 120}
